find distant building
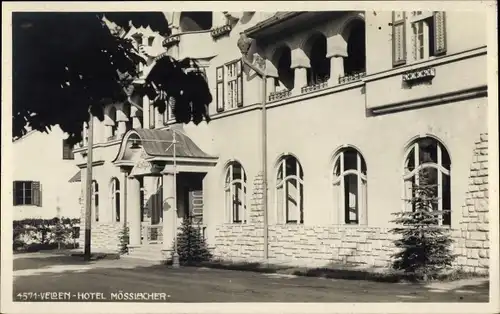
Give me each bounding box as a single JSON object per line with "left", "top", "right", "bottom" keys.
{"left": 74, "top": 11, "right": 489, "bottom": 273}
{"left": 13, "top": 125, "right": 81, "bottom": 220}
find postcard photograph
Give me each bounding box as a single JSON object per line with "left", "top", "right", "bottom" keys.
{"left": 1, "top": 1, "right": 498, "bottom": 314}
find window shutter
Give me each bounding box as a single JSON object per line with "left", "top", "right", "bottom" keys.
{"left": 392, "top": 11, "right": 407, "bottom": 67}
{"left": 13, "top": 182, "right": 18, "bottom": 205}
{"left": 32, "top": 181, "right": 41, "bottom": 207}
{"left": 433, "top": 11, "right": 447, "bottom": 56}
{"left": 216, "top": 66, "right": 225, "bottom": 112}
{"left": 237, "top": 60, "right": 244, "bottom": 107}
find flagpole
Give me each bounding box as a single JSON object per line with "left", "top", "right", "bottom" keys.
{"left": 84, "top": 112, "right": 94, "bottom": 261}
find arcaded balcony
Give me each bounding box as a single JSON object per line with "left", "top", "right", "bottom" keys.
{"left": 163, "top": 12, "right": 218, "bottom": 60}
{"left": 250, "top": 12, "right": 366, "bottom": 103}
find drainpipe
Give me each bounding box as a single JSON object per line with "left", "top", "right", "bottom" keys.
{"left": 241, "top": 56, "right": 268, "bottom": 261}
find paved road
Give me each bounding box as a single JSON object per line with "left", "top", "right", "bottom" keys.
{"left": 12, "top": 252, "right": 489, "bottom": 303}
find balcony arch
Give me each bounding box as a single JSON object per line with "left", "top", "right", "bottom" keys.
{"left": 179, "top": 12, "right": 213, "bottom": 32}
{"left": 340, "top": 17, "right": 366, "bottom": 75}
{"left": 303, "top": 32, "right": 330, "bottom": 85}
{"left": 271, "top": 45, "right": 294, "bottom": 91}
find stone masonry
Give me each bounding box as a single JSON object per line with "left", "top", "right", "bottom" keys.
{"left": 214, "top": 133, "right": 490, "bottom": 273}
{"left": 78, "top": 198, "right": 123, "bottom": 253}
{"left": 452, "top": 132, "right": 489, "bottom": 273}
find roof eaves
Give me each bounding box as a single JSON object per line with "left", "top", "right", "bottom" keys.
{"left": 244, "top": 12, "right": 304, "bottom": 38}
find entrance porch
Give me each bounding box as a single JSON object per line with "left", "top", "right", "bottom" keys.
{"left": 112, "top": 127, "right": 217, "bottom": 261}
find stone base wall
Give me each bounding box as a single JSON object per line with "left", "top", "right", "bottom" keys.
{"left": 213, "top": 133, "right": 490, "bottom": 273}
{"left": 78, "top": 222, "right": 123, "bottom": 252}
{"left": 78, "top": 198, "right": 124, "bottom": 253}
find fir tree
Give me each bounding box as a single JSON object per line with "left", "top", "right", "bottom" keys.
{"left": 118, "top": 225, "right": 130, "bottom": 255}
{"left": 390, "top": 168, "right": 456, "bottom": 280}
{"left": 173, "top": 217, "right": 212, "bottom": 265}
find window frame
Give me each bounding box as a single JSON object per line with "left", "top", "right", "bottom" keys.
{"left": 92, "top": 180, "right": 99, "bottom": 222}
{"left": 224, "top": 161, "right": 247, "bottom": 224}
{"left": 216, "top": 59, "right": 243, "bottom": 113}
{"left": 13, "top": 180, "right": 42, "bottom": 206}
{"left": 110, "top": 178, "right": 121, "bottom": 222}
{"left": 392, "top": 11, "right": 447, "bottom": 67}
{"left": 62, "top": 139, "right": 75, "bottom": 160}
{"left": 331, "top": 148, "right": 367, "bottom": 225}
{"left": 402, "top": 137, "right": 451, "bottom": 227}
{"left": 275, "top": 155, "right": 304, "bottom": 224}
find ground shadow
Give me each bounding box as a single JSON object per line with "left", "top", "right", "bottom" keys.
{"left": 12, "top": 252, "right": 490, "bottom": 303}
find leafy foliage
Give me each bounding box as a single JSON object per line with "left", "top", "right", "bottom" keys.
{"left": 13, "top": 217, "right": 80, "bottom": 251}
{"left": 390, "top": 169, "right": 456, "bottom": 280}
{"left": 12, "top": 12, "right": 212, "bottom": 145}
{"left": 118, "top": 225, "right": 130, "bottom": 255}
{"left": 173, "top": 217, "right": 212, "bottom": 265}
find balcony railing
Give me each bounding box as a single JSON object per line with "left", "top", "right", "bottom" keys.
{"left": 301, "top": 81, "right": 329, "bottom": 94}
{"left": 268, "top": 89, "right": 292, "bottom": 102}
{"left": 338, "top": 71, "right": 366, "bottom": 85}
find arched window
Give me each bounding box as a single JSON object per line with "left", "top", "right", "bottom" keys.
{"left": 403, "top": 137, "right": 451, "bottom": 226}
{"left": 92, "top": 181, "right": 99, "bottom": 222}
{"left": 305, "top": 33, "right": 330, "bottom": 85}
{"left": 110, "top": 177, "right": 121, "bottom": 222}
{"left": 276, "top": 155, "right": 304, "bottom": 224}
{"left": 273, "top": 46, "right": 294, "bottom": 91}
{"left": 343, "top": 19, "right": 366, "bottom": 76}
{"left": 224, "top": 162, "right": 247, "bottom": 223}
{"left": 109, "top": 107, "right": 117, "bottom": 137}
{"left": 332, "top": 147, "right": 367, "bottom": 225}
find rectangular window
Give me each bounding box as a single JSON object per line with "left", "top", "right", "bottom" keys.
{"left": 62, "top": 139, "right": 75, "bottom": 160}
{"left": 410, "top": 11, "right": 446, "bottom": 62}
{"left": 216, "top": 60, "right": 243, "bottom": 112}
{"left": 13, "top": 181, "right": 42, "bottom": 206}
{"left": 393, "top": 11, "right": 447, "bottom": 66}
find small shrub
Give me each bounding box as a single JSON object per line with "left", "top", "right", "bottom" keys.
{"left": 173, "top": 217, "right": 212, "bottom": 265}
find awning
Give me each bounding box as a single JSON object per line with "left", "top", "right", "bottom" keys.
{"left": 68, "top": 171, "right": 81, "bottom": 183}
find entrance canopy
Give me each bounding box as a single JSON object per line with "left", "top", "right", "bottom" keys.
{"left": 113, "top": 128, "right": 218, "bottom": 176}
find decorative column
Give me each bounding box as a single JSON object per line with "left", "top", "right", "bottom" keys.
{"left": 161, "top": 170, "right": 177, "bottom": 252}
{"left": 155, "top": 107, "right": 164, "bottom": 128}
{"left": 103, "top": 120, "right": 114, "bottom": 140}
{"left": 127, "top": 175, "right": 142, "bottom": 246}
{"left": 290, "top": 48, "right": 310, "bottom": 93}
{"left": 265, "top": 58, "right": 279, "bottom": 95}
{"left": 130, "top": 106, "right": 142, "bottom": 129}
{"left": 326, "top": 35, "right": 347, "bottom": 85}
{"left": 117, "top": 117, "right": 128, "bottom": 137}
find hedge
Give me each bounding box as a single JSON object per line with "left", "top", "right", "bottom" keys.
{"left": 13, "top": 217, "right": 80, "bottom": 252}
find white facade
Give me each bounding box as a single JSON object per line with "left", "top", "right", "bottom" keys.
{"left": 12, "top": 126, "right": 81, "bottom": 220}
{"left": 75, "top": 11, "right": 490, "bottom": 273}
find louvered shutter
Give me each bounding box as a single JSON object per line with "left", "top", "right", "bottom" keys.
{"left": 433, "top": 12, "right": 447, "bottom": 56}
{"left": 392, "top": 11, "right": 407, "bottom": 66}
{"left": 216, "top": 66, "right": 225, "bottom": 112}
{"left": 32, "top": 181, "right": 41, "bottom": 207}
{"left": 13, "top": 182, "right": 18, "bottom": 205}
{"left": 236, "top": 60, "right": 244, "bottom": 107}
